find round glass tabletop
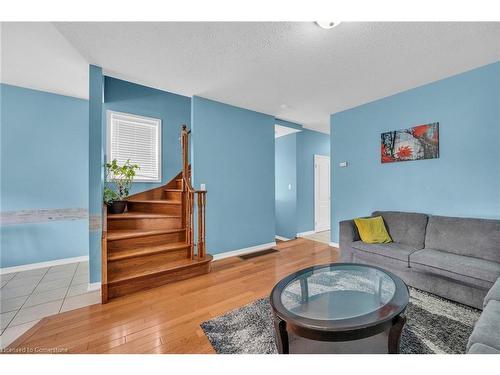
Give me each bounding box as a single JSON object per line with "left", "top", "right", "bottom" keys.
{"left": 279, "top": 264, "right": 398, "bottom": 321}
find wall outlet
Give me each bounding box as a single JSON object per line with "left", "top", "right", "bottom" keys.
{"left": 200, "top": 183, "right": 206, "bottom": 191}
{"left": 288, "top": 184, "right": 292, "bottom": 190}
{"left": 339, "top": 161, "right": 348, "bottom": 167}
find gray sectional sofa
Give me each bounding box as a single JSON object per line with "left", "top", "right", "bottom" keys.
{"left": 339, "top": 211, "right": 500, "bottom": 354}
{"left": 467, "top": 278, "right": 500, "bottom": 354}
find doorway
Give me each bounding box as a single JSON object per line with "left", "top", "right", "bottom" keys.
{"left": 314, "top": 155, "right": 330, "bottom": 233}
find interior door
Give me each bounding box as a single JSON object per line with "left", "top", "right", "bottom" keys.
{"left": 314, "top": 155, "right": 330, "bottom": 232}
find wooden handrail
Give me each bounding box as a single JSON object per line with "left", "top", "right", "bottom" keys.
{"left": 181, "top": 125, "right": 207, "bottom": 260}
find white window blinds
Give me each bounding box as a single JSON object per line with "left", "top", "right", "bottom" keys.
{"left": 107, "top": 111, "right": 162, "bottom": 182}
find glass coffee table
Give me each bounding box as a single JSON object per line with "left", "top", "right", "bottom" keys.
{"left": 270, "top": 263, "right": 409, "bottom": 354}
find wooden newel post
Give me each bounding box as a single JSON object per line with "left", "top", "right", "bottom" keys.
{"left": 180, "top": 125, "right": 207, "bottom": 261}
{"left": 181, "top": 125, "right": 193, "bottom": 259}
{"left": 188, "top": 191, "right": 195, "bottom": 259}
{"left": 197, "top": 191, "right": 206, "bottom": 260}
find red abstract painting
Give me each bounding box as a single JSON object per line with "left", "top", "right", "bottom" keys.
{"left": 381, "top": 123, "right": 439, "bottom": 163}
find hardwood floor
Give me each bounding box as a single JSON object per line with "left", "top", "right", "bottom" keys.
{"left": 7, "top": 238, "right": 339, "bottom": 354}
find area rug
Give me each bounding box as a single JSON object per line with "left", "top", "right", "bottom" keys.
{"left": 200, "top": 287, "right": 480, "bottom": 354}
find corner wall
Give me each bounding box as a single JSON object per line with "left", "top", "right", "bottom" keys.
{"left": 274, "top": 119, "right": 330, "bottom": 238}
{"left": 330, "top": 61, "right": 500, "bottom": 242}
{"left": 88, "top": 65, "right": 104, "bottom": 283}
{"left": 191, "top": 96, "right": 276, "bottom": 255}
{"left": 296, "top": 129, "right": 330, "bottom": 234}
{"left": 275, "top": 133, "right": 297, "bottom": 239}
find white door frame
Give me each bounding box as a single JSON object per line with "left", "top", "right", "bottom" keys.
{"left": 314, "top": 154, "right": 331, "bottom": 232}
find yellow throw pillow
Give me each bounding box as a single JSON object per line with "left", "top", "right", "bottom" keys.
{"left": 353, "top": 216, "right": 392, "bottom": 244}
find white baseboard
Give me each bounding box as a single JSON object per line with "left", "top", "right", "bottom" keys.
{"left": 0, "top": 255, "right": 89, "bottom": 275}
{"left": 296, "top": 230, "right": 315, "bottom": 237}
{"left": 329, "top": 242, "right": 340, "bottom": 248}
{"left": 316, "top": 228, "right": 331, "bottom": 233}
{"left": 212, "top": 242, "right": 277, "bottom": 261}
{"left": 275, "top": 235, "right": 291, "bottom": 241}
{"left": 87, "top": 282, "right": 101, "bottom": 292}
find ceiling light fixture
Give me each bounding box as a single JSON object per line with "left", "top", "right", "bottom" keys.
{"left": 315, "top": 21, "right": 340, "bottom": 29}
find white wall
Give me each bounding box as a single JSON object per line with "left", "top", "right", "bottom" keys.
{"left": 0, "top": 22, "right": 88, "bottom": 98}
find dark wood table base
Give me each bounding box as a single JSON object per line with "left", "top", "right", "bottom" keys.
{"left": 273, "top": 313, "right": 407, "bottom": 354}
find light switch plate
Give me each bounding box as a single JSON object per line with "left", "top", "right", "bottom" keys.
{"left": 339, "top": 161, "right": 348, "bottom": 167}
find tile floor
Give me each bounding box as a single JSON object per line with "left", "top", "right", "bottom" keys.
{"left": 0, "top": 261, "right": 100, "bottom": 349}
{"left": 303, "top": 230, "right": 331, "bottom": 245}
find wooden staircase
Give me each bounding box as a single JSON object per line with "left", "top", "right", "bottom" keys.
{"left": 101, "top": 126, "right": 211, "bottom": 303}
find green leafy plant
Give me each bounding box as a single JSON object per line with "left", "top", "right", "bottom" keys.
{"left": 103, "top": 159, "right": 140, "bottom": 204}
{"left": 103, "top": 187, "right": 119, "bottom": 205}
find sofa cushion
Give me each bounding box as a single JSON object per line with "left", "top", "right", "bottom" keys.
{"left": 351, "top": 241, "right": 418, "bottom": 266}
{"left": 467, "top": 300, "right": 500, "bottom": 351}
{"left": 372, "top": 211, "right": 428, "bottom": 249}
{"left": 410, "top": 249, "right": 500, "bottom": 289}
{"left": 484, "top": 277, "right": 500, "bottom": 308}
{"left": 353, "top": 216, "right": 392, "bottom": 244}
{"left": 467, "top": 343, "right": 500, "bottom": 354}
{"left": 425, "top": 215, "right": 500, "bottom": 263}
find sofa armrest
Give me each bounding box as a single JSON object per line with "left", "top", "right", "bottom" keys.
{"left": 339, "top": 220, "right": 360, "bottom": 262}
{"left": 484, "top": 277, "right": 500, "bottom": 308}
{"left": 339, "top": 220, "right": 360, "bottom": 244}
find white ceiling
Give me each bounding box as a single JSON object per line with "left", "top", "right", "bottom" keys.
{"left": 1, "top": 22, "right": 89, "bottom": 99}
{"left": 275, "top": 124, "right": 301, "bottom": 139}
{"left": 15, "top": 22, "right": 500, "bottom": 133}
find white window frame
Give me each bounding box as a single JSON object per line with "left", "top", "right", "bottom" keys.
{"left": 106, "top": 110, "right": 162, "bottom": 183}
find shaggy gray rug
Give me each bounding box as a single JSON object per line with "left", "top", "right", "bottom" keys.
{"left": 201, "top": 287, "right": 480, "bottom": 354}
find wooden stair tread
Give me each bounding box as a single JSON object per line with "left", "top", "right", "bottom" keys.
{"left": 107, "top": 228, "right": 185, "bottom": 241}
{"left": 108, "top": 254, "right": 213, "bottom": 284}
{"left": 127, "top": 199, "right": 181, "bottom": 204}
{"left": 108, "top": 242, "right": 189, "bottom": 261}
{"left": 108, "top": 212, "right": 180, "bottom": 220}
{"left": 163, "top": 189, "right": 182, "bottom": 192}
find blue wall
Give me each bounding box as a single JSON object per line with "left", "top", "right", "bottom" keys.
{"left": 88, "top": 66, "right": 104, "bottom": 283}
{"left": 330, "top": 62, "right": 500, "bottom": 242}
{"left": 274, "top": 120, "right": 330, "bottom": 238}
{"left": 1, "top": 84, "right": 89, "bottom": 267}
{"left": 276, "top": 118, "right": 302, "bottom": 131}
{"left": 103, "top": 76, "right": 191, "bottom": 194}
{"left": 192, "top": 96, "right": 276, "bottom": 254}
{"left": 296, "top": 129, "right": 330, "bottom": 233}
{"left": 275, "top": 133, "right": 297, "bottom": 239}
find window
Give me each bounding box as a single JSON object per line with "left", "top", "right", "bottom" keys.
{"left": 106, "top": 111, "right": 162, "bottom": 182}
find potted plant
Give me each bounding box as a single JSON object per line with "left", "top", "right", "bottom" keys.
{"left": 104, "top": 159, "right": 140, "bottom": 214}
